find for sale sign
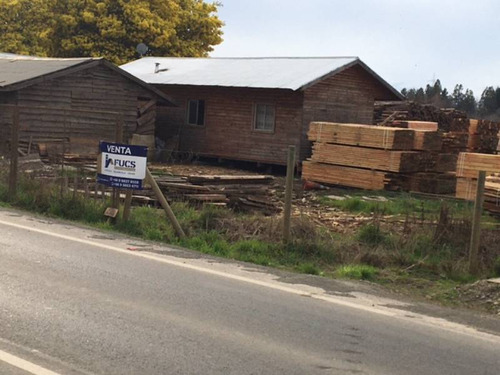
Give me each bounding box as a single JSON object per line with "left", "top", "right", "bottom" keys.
{"left": 97, "top": 142, "right": 148, "bottom": 190}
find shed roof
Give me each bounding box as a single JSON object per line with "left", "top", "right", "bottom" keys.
{"left": 120, "top": 57, "right": 403, "bottom": 99}
{"left": 0, "top": 54, "right": 174, "bottom": 104}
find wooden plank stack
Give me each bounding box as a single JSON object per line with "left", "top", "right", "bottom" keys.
{"left": 413, "top": 130, "right": 443, "bottom": 151}
{"left": 456, "top": 175, "right": 500, "bottom": 215}
{"left": 455, "top": 153, "right": 500, "bottom": 214}
{"left": 310, "top": 143, "right": 434, "bottom": 173}
{"left": 374, "top": 101, "right": 468, "bottom": 132}
{"left": 308, "top": 122, "right": 415, "bottom": 150}
{"left": 456, "top": 153, "right": 500, "bottom": 178}
{"left": 466, "top": 119, "right": 500, "bottom": 154}
{"left": 304, "top": 122, "right": 454, "bottom": 194}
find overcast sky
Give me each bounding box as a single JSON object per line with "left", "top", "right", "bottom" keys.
{"left": 211, "top": 0, "right": 499, "bottom": 97}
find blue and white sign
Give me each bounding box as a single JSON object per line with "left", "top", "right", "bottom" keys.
{"left": 97, "top": 142, "right": 148, "bottom": 190}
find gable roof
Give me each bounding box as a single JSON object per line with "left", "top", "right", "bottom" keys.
{"left": 120, "top": 57, "right": 403, "bottom": 100}
{"left": 0, "top": 54, "right": 175, "bottom": 105}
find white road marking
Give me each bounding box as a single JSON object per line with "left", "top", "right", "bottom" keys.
{"left": 1, "top": 218, "right": 500, "bottom": 345}
{"left": 0, "top": 349, "right": 61, "bottom": 375}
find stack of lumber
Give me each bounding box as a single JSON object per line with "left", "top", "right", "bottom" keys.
{"left": 435, "top": 153, "right": 459, "bottom": 173}
{"left": 456, "top": 175, "right": 500, "bottom": 215}
{"left": 466, "top": 119, "right": 500, "bottom": 154}
{"left": 310, "top": 143, "right": 434, "bottom": 173}
{"left": 455, "top": 153, "right": 500, "bottom": 214}
{"left": 441, "top": 132, "right": 469, "bottom": 153}
{"left": 308, "top": 122, "right": 414, "bottom": 149}
{"left": 374, "top": 101, "right": 468, "bottom": 131}
{"left": 413, "top": 130, "right": 442, "bottom": 151}
{"left": 153, "top": 174, "right": 279, "bottom": 213}
{"left": 456, "top": 153, "right": 500, "bottom": 178}
{"left": 302, "top": 162, "right": 399, "bottom": 191}
{"left": 407, "top": 173, "right": 457, "bottom": 195}
{"left": 304, "top": 122, "right": 455, "bottom": 194}
{"left": 399, "top": 121, "right": 438, "bottom": 131}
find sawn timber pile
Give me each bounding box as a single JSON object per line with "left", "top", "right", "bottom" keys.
{"left": 375, "top": 101, "right": 500, "bottom": 155}
{"left": 455, "top": 153, "right": 500, "bottom": 215}
{"left": 303, "top": 122, "right": 454, "bottom": 194}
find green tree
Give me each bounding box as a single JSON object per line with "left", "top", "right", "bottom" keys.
{"left": 478, "top": 86, "right": 499, "bottom": 116}
{"left": 0, "top": 0, "right": 224, "bottom": 64}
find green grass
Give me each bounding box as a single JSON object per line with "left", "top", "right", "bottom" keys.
{"left": 336, "top": 264, "right": 379, "bottom": 280}
{"left": 317, "top": 191, "right": 470, "bottom": 217}
{"left": 357, "top": 224, "right": 390, "bottom": 247}
{"left": 1, "top": 175, "right": 499, "bottom": 312}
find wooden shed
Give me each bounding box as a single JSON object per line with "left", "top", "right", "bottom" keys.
{"left": 0, "top": 53, "right": 173, "bottom": 158}
{"left": 121, "top": 57, "right": 403, "bottom": 165}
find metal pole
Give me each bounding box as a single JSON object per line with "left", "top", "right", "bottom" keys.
{"left": 283, "top": 145, "right": 296, "bottom": 245}
{"left": 469, "top": 171, "right": 486, "bottom": 276}
{"left": 146, "top": 168, "right": 186, "bottom": 239}
{"left": 8, "top": 107, "right": 20, "bottom": 198}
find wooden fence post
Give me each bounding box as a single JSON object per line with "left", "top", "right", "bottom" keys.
{"left": 8, "top": 107, "right": 20, "bottom": 198}
{"left": 283, "top": 145, "right": 296, "bottom": 245}
{"left": 146, "top": 168, "right": 186, "bottom": 239}
{"left": 469, "top": 170, "right": 486, "bottom": 276}
{"left": 112, "top": 115, "right": 124, "bottom": 210}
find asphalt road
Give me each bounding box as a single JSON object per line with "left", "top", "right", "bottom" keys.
{"left": 0, "top": 209, "right": 499, "bottom": 375}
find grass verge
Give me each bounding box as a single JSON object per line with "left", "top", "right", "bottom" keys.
{"left": 1, "top": 173, "right": 499, "bottom": 311}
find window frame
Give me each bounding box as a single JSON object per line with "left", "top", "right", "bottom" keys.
{"left": 186, "top": 99, "right": 206, "bottom": 126}
{"left": 253, "top": 103, "right": 276, "bottom": 133}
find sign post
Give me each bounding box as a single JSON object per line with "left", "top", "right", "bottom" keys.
{"left": 98, "top": 142, "right": 148, "bottom": 190}
{"left": 97, "top": 141, "right": 185, "bottom": 238}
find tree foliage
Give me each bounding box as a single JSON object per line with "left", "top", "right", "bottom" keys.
{"left": 401, "top": 80, "right": 500, "bottom": 120}
{"left": 0, "top": 0, "right": 224, "bottom": 64}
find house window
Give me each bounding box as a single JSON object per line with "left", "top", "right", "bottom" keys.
{"left": 187, "top": 99, "right": 205, "bottom": 126}
{"left": 254, "top": 104, "right": 275, "bottom": 132}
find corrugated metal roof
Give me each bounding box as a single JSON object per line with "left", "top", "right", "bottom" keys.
{"left": 0, "top": 55, "right": 97, "bottom": 89}
{"left": 120, "top": 57, "right": 363, "bottom": 91}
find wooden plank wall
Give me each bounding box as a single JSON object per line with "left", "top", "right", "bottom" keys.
{"left": 156, "top": 85, "right": 304, "bottom": 165}
{"left": 14, "top": 64, "right": 157, "bottom": 154}
{"left": 0, "top": 93, "right": 16, "bottom": 156}
{"left": 301, "top": 64, "right": 400, "bottom": 161}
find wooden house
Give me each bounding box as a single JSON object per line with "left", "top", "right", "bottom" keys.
{"left": 121, "top": 57, "right": 403, "bottom": 165}
{"left": 0, "top": 53, "right": 173, "bottom": 157}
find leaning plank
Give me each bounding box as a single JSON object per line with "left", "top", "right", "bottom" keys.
{"left": 308, "top": 122, "right": 415, "bottom": 150}
{"left": 302, "top": 161, "right": 388, "bottom": 190}
{"left": 310, "top": 143, "right": 432, "bottom": 173}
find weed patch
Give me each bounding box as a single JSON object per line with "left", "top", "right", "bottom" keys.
{"left": 336, "top": 264, "right": 379, "bottom": 280}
